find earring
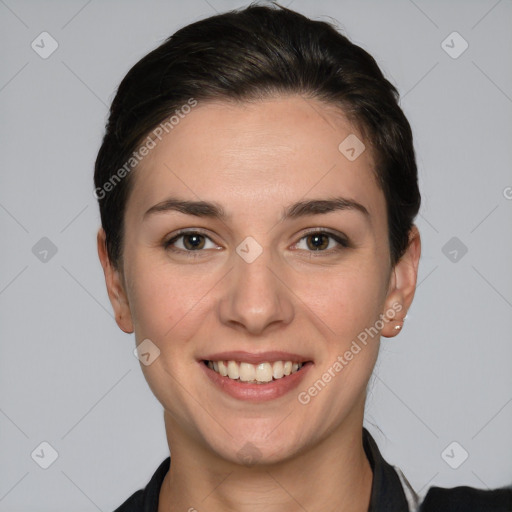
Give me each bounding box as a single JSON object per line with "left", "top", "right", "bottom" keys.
{"left": 394, "top": 318, "right": 405, "bottom": 331}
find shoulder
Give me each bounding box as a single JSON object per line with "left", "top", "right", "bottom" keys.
{"left": 112, "top": 457, "right": 171, "bottom": 512}
{"left": 420, "top": 484, "right": 512, "bottom": 512}
{"left": 113, "top": 490, "right": 144, "bottom": 512}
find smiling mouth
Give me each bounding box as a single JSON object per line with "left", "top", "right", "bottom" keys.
{"left": 203, "top": 359, "right": 310, "bottom": 384}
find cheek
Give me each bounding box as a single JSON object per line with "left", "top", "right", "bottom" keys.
{"left": 125, "top": 258, "right": 210, "bottom": 413}
{"left": 295, "top": 270, "right": 385, "bottom": 421}
{"left": 125, "top": 252, "right": 230, "bottom": 373}
{"left": 126, "top": 253, "right": 388, "bottom": 349}
{"left": 303, "top": 265, "right": 387, "bottom": 344}
{"left": 126, "top": 256, "right": 200, "bottom": 344}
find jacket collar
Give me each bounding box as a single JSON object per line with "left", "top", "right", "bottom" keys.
{"left": 363, "top": 427, "right": 416, "bottom": 511}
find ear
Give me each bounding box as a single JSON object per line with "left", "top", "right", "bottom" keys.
{"left": 97, "top": 228, "right": 134, "bottom": 333}
{"left": 381, "top": 225, "right": 421, "bottom": 338}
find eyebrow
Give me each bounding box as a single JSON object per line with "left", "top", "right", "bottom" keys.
{"left": 143, "top": 196, "right": 370, "bottom": 222}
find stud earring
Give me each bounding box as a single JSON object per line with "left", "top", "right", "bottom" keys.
{"left": 394, "top": 318, "right": 405, "bottom": 331}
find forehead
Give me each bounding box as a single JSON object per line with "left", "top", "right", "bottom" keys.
{"left": 126, "top": 95, "right": 385, "bottom": 221}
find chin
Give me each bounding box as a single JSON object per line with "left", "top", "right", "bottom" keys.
{"left": 196, "top": 417, "right": 308, "bottom": 467}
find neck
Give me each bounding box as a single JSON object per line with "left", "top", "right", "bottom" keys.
{"left": 158, "top": 414, "right": 373, "bottom": 512}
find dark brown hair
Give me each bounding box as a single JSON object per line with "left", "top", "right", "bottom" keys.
{"left": 94, "top": 1, "right": 420, "bottom": 269}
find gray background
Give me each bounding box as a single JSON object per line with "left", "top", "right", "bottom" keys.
{"left": 1, "top": 0, "right": 511, "bottom": 510}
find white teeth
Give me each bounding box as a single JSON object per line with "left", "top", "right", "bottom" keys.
{"left": 256, "top": 362, "right": 273, "bottom": 382}
{"left": 272, "top": 360, "right": 284, "bottom": 379}
{"left": 218, "top": 360, "right": 228, "bottom": 377}
{"left": 239, "top": 362, "right": 256, "bottom": 382}
{"left": 227, "top": 360, "right": 239, "bottom": 379}
{"left": 207, "top": 359, "right": 304, "bottom": 383}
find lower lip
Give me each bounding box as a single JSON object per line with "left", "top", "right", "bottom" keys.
{"left": 200, "top": 361, "right": 313, "bottom": 402}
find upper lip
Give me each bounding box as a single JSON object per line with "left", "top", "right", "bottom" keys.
{"left": 201, "top": 350, "right": 313, "bottom": 364}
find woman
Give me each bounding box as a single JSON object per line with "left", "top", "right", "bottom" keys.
{"left": 94, "top": 3, "right": 511, "bottom": 511}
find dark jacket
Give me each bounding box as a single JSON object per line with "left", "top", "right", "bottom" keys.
{"left": 113, "top": 428, "right": 512, "bottom": 512}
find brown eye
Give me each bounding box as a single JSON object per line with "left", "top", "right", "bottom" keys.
{"left": 181, "top": 233, "right": 206, "bottom": 250}
{"left": 295, "top": 230, "right": 349, "bottom": 253}
{"left": 164, "top": 231, "right": 218, "bottom": 254}
{"left": 306, "top": 233, "right": 330, "bottom": 251}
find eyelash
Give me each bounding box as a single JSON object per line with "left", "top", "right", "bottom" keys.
{"left": 163, "top": 228, "right": 350, "bottom": 258}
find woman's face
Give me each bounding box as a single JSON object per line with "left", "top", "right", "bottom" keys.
{"left": 99, "top": 95, "right": 419, "bottom": 465}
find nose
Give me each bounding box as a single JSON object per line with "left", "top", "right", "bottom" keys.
{"left": 218, "top": 245, "right": 295, "bottom": 336}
